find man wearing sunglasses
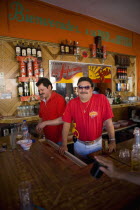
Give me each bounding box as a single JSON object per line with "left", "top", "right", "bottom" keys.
{"left": 59, "top": 77, "right": 116, "bottom": 160}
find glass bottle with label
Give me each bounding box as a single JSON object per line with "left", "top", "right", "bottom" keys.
{"left": 64, "top": 40, "right": 70, "bottom": 54}
{"left": 26, "top": 42, "right": 32, "bottom": 56}
{"left": 17, "top": 82, "right": 24, "bottom": 97}
{"left": 27, "top": 58, "right": 33, "bottom": 77}
{"left": 15, "top": 41, "right": 21, "bottom": 56}
{"left": 29, "top": 78, "right": 35, "bottom": 95}
{"left": 65, "top": 94, "right": 69, "bottom": 103}
{"left": 39, "top": 63, "right": 44, "bottom": 77}
{"left": 37, "top": 43, "right": 42, "bottom": 60}
{"left": 24, "top": 82, "right": 29, "bottom": 96}
{"left": 74, "top": 41, "right": 80, "bottom": 55}
{"left": 31, "top": 43, "right": 37, "bottom": 57}
{"left": 70, "top": 94, "right": 74, "bottom": 100}
{"left": 21, "top": 41, "right": 27, "bottom": 57}
{"left": 60, "top": 40, "right": 65, "bottom": 54}
{"left": 91, "top": 43, "right": 96, "bottom": 58}
{"left": 69, "top": 40, "right": 74, "bottom": 54}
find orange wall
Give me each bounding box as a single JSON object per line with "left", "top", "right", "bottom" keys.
{"left": 1, "top": 0, "right": 140, "bottom": 95}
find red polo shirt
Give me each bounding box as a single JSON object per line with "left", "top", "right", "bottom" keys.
{"left": 39, "top": 91, "right": 66, "bottom": 143}
{"left": 62, "top": 94, "right": 113, "bottom": 141}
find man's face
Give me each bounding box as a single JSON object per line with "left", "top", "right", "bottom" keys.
{"left": 38, "top": 83, "right": 52, "bottom": 100}
{"left": 77, "top": 81, "right": 93, "bottom": 102}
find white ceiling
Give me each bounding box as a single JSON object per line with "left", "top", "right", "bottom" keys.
{"left": 39, "top": 0, "right": 140, "bottom": 34}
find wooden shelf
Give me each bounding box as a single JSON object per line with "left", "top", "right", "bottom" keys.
{"left": 18, "top": 77, "right": 39, "bottom": 82}
{"left": 20, "top": 95, "right": 40, "bottom": 101}
{"left": 102, "top": 123, "right": 137, "bottom": 135}
{"left": 0, "top": 115, "right": 39, "bottom": 123}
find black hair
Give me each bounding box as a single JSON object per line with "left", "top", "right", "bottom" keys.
{"left": 77, "top": 77, "right": 93, "bottom": 87}
{"left": 36, "top": 77, "right": 52, "bottom": 89}
{"left": 94, "top": 87, "right": 100, "bottom": 92}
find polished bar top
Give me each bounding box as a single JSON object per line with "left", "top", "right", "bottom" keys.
{"left": 0, "top": 137, "right": 140, "bottom": 210}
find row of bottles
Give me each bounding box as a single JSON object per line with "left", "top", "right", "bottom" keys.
{"left": 65, "top": 94, "right": 74, "bottom": 103}
{"left": 60, "top": 40, "right": 80, "bottom": 55}
{"left": 116, "top": 67, "right": 127, "bottom": 80}
{"left": 15, "top": 41, "right": 42, "bottom": 60}
{"left": 90, "top": 36, "right": 106, "bottom": 59}
{"left": 17, "top": 80, "right": 39, "bottom": 97}
{"left": 116, "top": 81, "right": 130, "bottom": 92}
{"left": 115, "top": 54, "right": 130, "bottom": 66}
{"left": 17, "top": 104, "right": 39, "bottom": 117}
{"left": 18, "top": 58, "right": 44, "bottom": 78}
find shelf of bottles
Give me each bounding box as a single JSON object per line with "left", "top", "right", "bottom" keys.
{"left": 114, "top": 54, "right": 131, "bottom": 92}
{"left": 15, "top": 40, "right": 44, "bottom": 101}
{"left": 60, "top": 40, "right": 80, "bottom": 57}
{"left": 60, "top": 36, "right": 107, "bottom": 60}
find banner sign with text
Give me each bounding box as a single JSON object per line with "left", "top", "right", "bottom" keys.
{"left": 49, "top": 60, "right": 111, "bottom": 84}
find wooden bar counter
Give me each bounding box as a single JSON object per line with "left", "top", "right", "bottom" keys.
{"left": 0, "top": 137, "right": 140, "bottom": 210}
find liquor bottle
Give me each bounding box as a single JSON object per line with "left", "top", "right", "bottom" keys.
{"left": 31, "top": 43, "right": 37, "bottom": 57}
{"left": 21, "top": 40, "right": 27, "bottom": 57}
{"left": 17, "top": 82, "right": 24, "bottom": 97}
{"left": 65, "top": 94, "right": 69, "bottom": 103}
{"left": 116, "top": 83, "right": 121, "bottom": 92}
{"left": 39, "top": 63, "right": 44, "bottom": 77}
{"left": 64, "top": 40, "right": 69, "bottom": 54}
{"left": 60, "top": 40, "right": 65, "bottom": 54}
{"left": 23, "top": 82, "right": 29, "bottom": 96}
{"left": 15, "top": 41, "right": 21, "bottom": 56}
{"left": 20, "top": 60, "right": 27, "bottom": 77}
{"left": 33, "top": 60, "right": 39, "bottom": 77}
{"left": 26, "top": 42, "right": 32, "bottom": 56}
{"left": 99, "top": 48, "right": 103, "bottom": 58}
{"left": 95, "top": 36, "right": 102, "bottom": 49}
{"left": 120, "top": 55, "right": 124, "bottom": 66}
{"left": 76, "top": 41, "right": 80, "bottom": 55}
{"left": 102, "top": 46, "right": 106, "bottom": 59}
{"left": 96, "top": 48, "right": 100, "bottom": 58}
{"left": 73, "top": 41, "right": 76, "bottom": 55}
{"left": 29, "top": 78, "right": 35, "bottom": 95}
{"left": 27, "top": 57, "right": 33, "bottom": 77}
{"left": 121, "top": 67, "right": 124, "bottom": 79}
{"left": 120, "top": 68, "right": 123, "bottom": 79}
{"left": 34, "top": 81, "right": 39, "bottom": 95}
{"left": 95, "top": 36, "right": 102, "bottom": 58}
{"left": 69, "top": 40, "right": 74, "bottom": 54}
{"left": 117, "top": 67, "right": 119, "bottom": 79}
{"left": 91, "top": 43, "right": 96, "bottom": 58}
{"left": 70, "top": 94, "right": 74, "bottom": 100}
{"left": 125, "top": 67, "right": 127, "bottom": 79}
{"left": 127, "top": 82, "right": 130, "bottom": 91}
{"left": 73, "top": 41, "right": 80, "bottom": 55}
{"left": 36, "top": 43, "right": 42, "bottom": 60}
{"left": 118, "top": 68, "right": 121, "bottom": 79}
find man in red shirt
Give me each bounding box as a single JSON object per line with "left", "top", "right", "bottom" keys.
{"left": 36, "top": 78, "right": 66, "bottom": 144}
{"left": 59, "top": 77, "right": 116, "bottom": 159}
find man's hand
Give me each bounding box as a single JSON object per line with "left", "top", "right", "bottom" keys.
{"left": 95, "top": 156, "right": 121, "bottom": 179}
{"left": 59, "top": 145, "right": 68, "bottom": 155}
{"left": 36, "top": 121, "right": 47, "bottom": 133}
{"left": 108, "top": 141, "right": 116, "bottom": 153}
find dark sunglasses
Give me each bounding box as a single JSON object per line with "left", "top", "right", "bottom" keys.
{"left": 78, "top": 85, "right": 91, "bottom": 90}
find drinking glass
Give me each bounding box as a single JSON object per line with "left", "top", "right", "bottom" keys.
{"left": 18, "top": 181, "right": 33, "bottom": 210}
